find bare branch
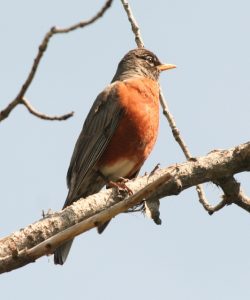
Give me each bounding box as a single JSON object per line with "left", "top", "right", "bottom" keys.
{"left": 159, "top": 89, "right": 192, "bottom": 158}
{"left": 120, "top": 0, "right": 144, "bottom": 48}
{"left": 159, "top": 92, "right": 214, "bottom": 212}
{"left": 195, "top": 184, "right": 227, "bottom": 214}
{"left": 1, "top": 141, "right": 250, "bottom": 274}
{"left": 0, "top": 0, "right": 113, "bottom": 123}
{"left": 215, "top": 176, "right": 250, "bottom": 213}
{"left": 21, "top": 98, "right": 74, "bottom": 121}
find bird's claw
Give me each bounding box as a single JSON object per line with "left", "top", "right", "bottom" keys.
{"left": 109, "top": 179, "right": 133, "bottom": 195}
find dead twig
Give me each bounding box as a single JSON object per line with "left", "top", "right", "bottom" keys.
{"left": 0, "top": 0, "right": 113, "bottom": 123}
{"left": 215, "top": 176, "right": 250, "bottom": 213}
{"left": 21, "top": 98, "right": 74, "bottom": 121}
{"left": 120, "top": 0, "right": 144, "bottom": 48}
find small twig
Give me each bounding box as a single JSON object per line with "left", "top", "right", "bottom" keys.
{"left": 208, "top": 199, "right": 228, "bottom": 214}
{"left": 149, "top": 163, "right": 161, "bottom": 177}
{"left": 216, "top": 176, "right": 250, "bottom": 213}
{"left": 195, "top": 182, "right": 227, "bottom": 214}
{"left": 0, "top": 0, "right": 113, "bottom": 123}
{"left": 120, "top": 0, "right": 144, "bottom": 48}
{"left": 21, "top": 98, "right": 74, "bottom": 121}
{"left": 120, "top": 0, "right": 211, "bottom": 213}
{"left": 159, "top": 90, "right": 213, "bottom": 211}
{"left": 194, "top": 184, "right": 224, "bottom": 214}
{"left": 159, "top": 89, "right": 192, "bottom": 158}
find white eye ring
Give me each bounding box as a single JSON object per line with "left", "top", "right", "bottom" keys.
{"left": 146, "top": 56, "right": 153, "bottom": 63}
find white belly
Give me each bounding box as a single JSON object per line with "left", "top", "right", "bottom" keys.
{"left": 100, "top": 159, "right": 136, "bottom": 180}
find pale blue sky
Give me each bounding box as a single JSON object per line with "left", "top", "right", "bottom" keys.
{"left": 1, "top": 1, "right": 250, "bottom": 299}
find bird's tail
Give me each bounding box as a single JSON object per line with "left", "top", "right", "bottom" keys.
{"left": 54, "top": 239, "right": 74, "bottom": 265}
{"left": 97, "top": 220, "right": 111, "bottom": 234}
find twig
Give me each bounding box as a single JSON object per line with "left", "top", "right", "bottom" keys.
{"left": 215, "top": 176, "right": 250, "bottom": 213}
{"left": 120, "top": 0, "right": 212, "bottom": 213}
{"left": 159, "top": 90, "right": 214, "bottom": 212}
{"left": 0, "top": 0, "right": 113, "bottom": 123}
{"left": 21, "top": 98, "right": 74, "bottom": 121}
{"left": 159, "top": 89, "right": 192, "bottom": 158}
{"left": 194, "top": 184, "right": 225, "bottom": 214}
{"left": 120, "top": 0, "right": 144, "bottom": 48}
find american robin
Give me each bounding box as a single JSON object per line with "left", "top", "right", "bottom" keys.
{"left": 54, "top": 48, "right": 176, "bottom": 265}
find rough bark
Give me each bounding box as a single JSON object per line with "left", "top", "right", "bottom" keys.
{"left": 0, "top": 141, "right": 249, "bottom": 274}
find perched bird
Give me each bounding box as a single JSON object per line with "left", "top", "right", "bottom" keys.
{"left": 54, "top": 48, "right": 176, "bottom": 265}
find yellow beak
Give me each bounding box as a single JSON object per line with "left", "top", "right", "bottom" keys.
{"left": 157, "top": 64, "right": 176, "bottom": 72}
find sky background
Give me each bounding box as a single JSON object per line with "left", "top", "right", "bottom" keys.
{"left": 1, "top": 1, "right": 250, "bottom": 299}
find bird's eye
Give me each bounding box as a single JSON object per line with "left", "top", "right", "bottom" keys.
{"left": 145, "top": 56, "right": 153, "bottom": 63}
{"left": 142, "top": 55, "right": 156, "bottom": 67}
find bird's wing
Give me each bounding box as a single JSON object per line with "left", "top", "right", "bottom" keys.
{"left": 64, "top": 81, "right": 124, "bottom": 206}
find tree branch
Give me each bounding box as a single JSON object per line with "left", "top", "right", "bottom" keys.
{"left": 0, "top": 0, "right": 113, "bottom": 123}
{"left": 21, "top": 97, "right": 74, "bottom": 121}
{"left": 215, "top": 176, "right": 250, "bottom": 213}
{"left": 120, "top": 0, "right": 144, "bottom": 48}
{"left": 1, "top": 142, "right": 250, "bottom": 274}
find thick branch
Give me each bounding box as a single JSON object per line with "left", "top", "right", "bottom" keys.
{"left": 0, "top": 142, "right": 250, "bottom": 274}
{"left": 0, "top": 0, "right": 113, "bottom": 122}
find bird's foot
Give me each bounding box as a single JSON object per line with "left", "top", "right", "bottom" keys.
{"left": 109, "top": 178, "right": 133, "bottom": 195}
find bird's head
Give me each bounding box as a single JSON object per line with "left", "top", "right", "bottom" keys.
{"left": 112, "top": 48, "right": 176, "bottom": 82}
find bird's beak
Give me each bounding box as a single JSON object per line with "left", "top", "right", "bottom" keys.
{"left": 157, "top": 64, "right": 176, "bottom": 72}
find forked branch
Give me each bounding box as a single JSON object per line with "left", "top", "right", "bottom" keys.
{"left": 0, "top": 0, "right": 113, "bottom": 123}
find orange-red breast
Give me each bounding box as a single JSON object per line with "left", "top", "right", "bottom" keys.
{"left": 54, "top": 48, "right": 176, "bottom": 265}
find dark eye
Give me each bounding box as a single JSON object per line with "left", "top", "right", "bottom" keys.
{"left": 145, "top": 55, "right": 154, "bottom": 63}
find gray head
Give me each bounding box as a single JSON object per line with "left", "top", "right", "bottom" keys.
{"left": 112, "top": 48, "right": 176, "bottom": 82}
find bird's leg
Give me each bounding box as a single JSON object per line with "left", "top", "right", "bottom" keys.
{"left": 108, "top": 177, "right": 133, "bottom": 195}
{"left": 97, "top": 171, "right": 133, "bottom": 195}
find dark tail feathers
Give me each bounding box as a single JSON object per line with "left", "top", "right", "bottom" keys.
{"left": 97, "top": 220, "right": 111, "bottom": 234}
{"left": 54, "top": 239, "right": 74, "bottom": 265}
{"left": 54, "top": 221, "right": 111, "bottom": 265}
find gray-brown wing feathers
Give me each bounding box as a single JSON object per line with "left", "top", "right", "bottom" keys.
{"left": 64, "top": 82, "right": 123, "bottom": 207}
